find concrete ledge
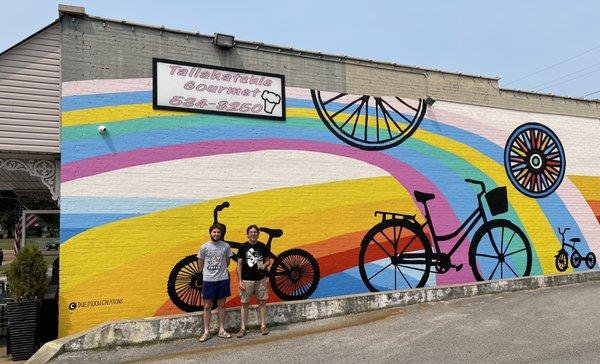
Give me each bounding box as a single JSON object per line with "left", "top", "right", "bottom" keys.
{"left": 29, "top": 270, "right": 600, "bottom": 363}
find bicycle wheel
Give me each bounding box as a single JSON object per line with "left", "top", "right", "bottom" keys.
{"left": 504, "top": 123, "right": 565, "bottom": 198}
{"left": 571, "top": 251, "right": 581, "bottom": 268}
{"left": 585, "top": 252, "right": 596, "bottom": 269}
{"left": 469, "top": 219, "right": 532, "bottom": 281}
{"left": 167, "top": 255, "right": 216, "bottom": 312}
{"left": 554, "top": 250, "right": 568, "bottom": 272}
{"left": 311, "top": 90, "right": 426, "bottom": 150}
{"left": 270, "top": 248, "right": 320, "bottom": 301}
{"left": 359, "top": 219, "right": 432, "bottom": 292}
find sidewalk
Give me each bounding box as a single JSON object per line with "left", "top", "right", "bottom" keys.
{"left": 49, "top": 280, "right": 600, "bottom": 363}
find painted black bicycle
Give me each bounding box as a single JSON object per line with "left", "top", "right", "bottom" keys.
{"left": 167, "top": 202, "right": 320, "bottom": 312}
{"left": 358, "top": 179, "right": 533, "bottom": 291}
{"left": 554, "top": 227, "right": 596, "bottom": 272}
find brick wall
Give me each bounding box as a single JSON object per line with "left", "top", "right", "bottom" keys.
{"left": 58, "top": 15, "right": 600, "bottom": 336}
{"left": 60, "top": 15, "right": 599, "bottom": 119}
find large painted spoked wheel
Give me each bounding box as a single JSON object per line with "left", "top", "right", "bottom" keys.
{"left": 311, "top": 90, "right": 427, "bottom": 150}
{"left": 270, "top": 248, "right": 320, "bottom": 301}
{"left": 167, "top": 255, "right": 217, "bottom": 312}
{"left": 504, "top": 123, "right": 565, "bottom": 198}
{"left": 358, "top": 219, "right": 433, "bottom": 292}
{"left": 469, "top": 219, "right": 532, "bottom": 281}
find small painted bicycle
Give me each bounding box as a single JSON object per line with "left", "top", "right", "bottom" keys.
{"left": 167, "top": 202, "right": 320, "bottom": 312}
{"left": 554, "top": 227, "right": 596, "bottom": 271}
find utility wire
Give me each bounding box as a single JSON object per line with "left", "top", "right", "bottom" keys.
{"left": 530, "top": 61, "right": 600, "bottom": 90}
{"left": 536, "top": 67, "right": 600, "bottom": 92}
{"left": 581, "top": 89, "right": 600, "bottom": 98}
{"left": 504, "top": 44, "right": 600, "bottom": 87}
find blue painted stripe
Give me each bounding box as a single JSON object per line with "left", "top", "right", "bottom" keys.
{"left": 60, "top": 213, "right": 139, "bottom": 228}
{"left": 61, "top": 196, "right": 200, "bottom": 214}
{"left": 59, "top": 213, "right": 140, "bottom": 242}
{"left": 62, "top": 91, "right": 153, "bottom": 111}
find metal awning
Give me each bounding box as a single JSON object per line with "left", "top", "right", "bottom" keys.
{"left": 0, "top": 152, "right": 59, "bottom": 201}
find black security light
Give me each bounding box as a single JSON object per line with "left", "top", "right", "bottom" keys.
{"left": 213, "top": 33, "right": 235, "bottom": 48}
{"left": 425, "top": 96, "right": 436, "bottom": 106}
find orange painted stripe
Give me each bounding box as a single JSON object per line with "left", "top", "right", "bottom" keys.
{"left": 587, "top": 200, "right": 600, "bottom": 214}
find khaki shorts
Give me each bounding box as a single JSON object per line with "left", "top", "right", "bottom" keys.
{"left": 239, "top": 278, "right": 268, "bottom": 303}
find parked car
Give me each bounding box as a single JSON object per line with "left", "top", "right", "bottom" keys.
{"left": 45, "top": 241, "right": 59, "bottom": 251}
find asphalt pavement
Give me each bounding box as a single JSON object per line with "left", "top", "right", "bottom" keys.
{"left": 51, "top": 279, "right": 600, "bottom": 363}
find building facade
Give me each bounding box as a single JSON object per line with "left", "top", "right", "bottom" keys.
{"left": 5, "top": 5, "right": 599, "bottom": 336}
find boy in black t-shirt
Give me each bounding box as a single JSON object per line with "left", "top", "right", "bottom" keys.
{"left": 236, "top": 225, "right": 273, "bottom": 337}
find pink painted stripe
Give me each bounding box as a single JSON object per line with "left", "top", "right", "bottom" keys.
{"left": 62, "top": 78, "right": 153, "bottom": 97}
{"left": 62, "top": 138, "right": 473, "bottom": 285}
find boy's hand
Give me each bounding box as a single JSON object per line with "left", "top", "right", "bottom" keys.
{"left": 239, "top": 281, "right": 246, "bottom": 291}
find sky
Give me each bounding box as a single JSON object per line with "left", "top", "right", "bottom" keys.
{"left": 1, "top": 0, "right": 599, "bottom": 99}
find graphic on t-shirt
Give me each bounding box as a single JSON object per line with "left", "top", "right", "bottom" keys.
{"left": 206, "top": 255, "right": 223, "bottom": 271}
{"left": 245, "top": 248, "right": 263, "bottom": 268}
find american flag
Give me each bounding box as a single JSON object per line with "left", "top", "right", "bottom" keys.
{"left": 13, "top": 204, "right": 38, "bottom": 253}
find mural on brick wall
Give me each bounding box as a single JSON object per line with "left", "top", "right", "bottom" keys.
{"left": 59, "top": 77, "right": 600, "bottom": 336}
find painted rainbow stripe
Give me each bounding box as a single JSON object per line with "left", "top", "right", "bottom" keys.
{"left": 59, "top": 81, "right": 599, "bottom": 335}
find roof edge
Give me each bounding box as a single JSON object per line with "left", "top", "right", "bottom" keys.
{"left": 83, "top": 14, "right": 500, "bottom": 81}
{"left": 0, "top": 19, "right": 60, "bottom": 57}
{"left": 500, "top": 87, "right": 600, "bottom": 104}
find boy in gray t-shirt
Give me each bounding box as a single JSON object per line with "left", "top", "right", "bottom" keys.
{"left": 197, "top": 223, "right": 234, "bottom": 342}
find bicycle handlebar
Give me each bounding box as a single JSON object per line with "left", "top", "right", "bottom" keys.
{"left": 213, "top": 201, "right": 230, "bottom": 222}
{"left": 558, "top": 227, "right": 570, "bottom": 236}
{"left": 464, "top": 178, "right": 486, "bottom": 192}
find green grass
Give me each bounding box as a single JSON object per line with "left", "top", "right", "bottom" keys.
{"left": 0, "top": 239, "right": 12, "bottom": 250}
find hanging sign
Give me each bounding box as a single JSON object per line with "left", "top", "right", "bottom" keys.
{"left": 153, "top": 58, "right": 285, "bottom": 120}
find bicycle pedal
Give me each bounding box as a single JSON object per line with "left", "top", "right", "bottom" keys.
{"left": 453, "top": 264, "right": 463, "bottom": 272}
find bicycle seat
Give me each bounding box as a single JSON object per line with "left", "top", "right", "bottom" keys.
{"left": 259, "top": 227, "right": 283, "bottom": 238}
{"left": 414, "top": 191, "right": 435, "bottom": 204}
{"left": 570, "top": 238, "right": 580, "bottom": 243}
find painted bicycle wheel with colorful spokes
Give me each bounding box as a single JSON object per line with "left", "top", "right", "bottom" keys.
{"left": 311, "top": 90, "right": 427, "bottom": 150}
{"left": 167, "top": 254, "right": 217, "bottom": 312}
{"left": 269, "top": 248, "right": 320, "bottom": 301}
{"left": 504, "top": 123, "right": 566, "bottom": 198}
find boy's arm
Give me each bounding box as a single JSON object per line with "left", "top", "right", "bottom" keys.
{"left": 236, "top": 248, "right": 246, "bottom": 290}
{"left": 226, "top": 246, "right": 234, "bottom": 267}
{"left": 237, "top": 257, "right": 246, "bottom": 290}
{"left": 197, "top": 245, "right": 205, "bottom": 270}
{"left": 264, "top": 245, "right": 274, "bottom": 270}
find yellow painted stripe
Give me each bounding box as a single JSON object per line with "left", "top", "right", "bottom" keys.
{"left": 61, "top": 104, "right": 323, "bottom": 127}
{"left": 62, "top": 104, "right": 191, "bottom": 126}
{"left": 569, "top": 176, "right": 600, "bottom": 201}
{"left": 60, "top": 198, "right": 415, "bottom": 336}
{"left": 60, "top": 176, "right": 415, "bottom": 292}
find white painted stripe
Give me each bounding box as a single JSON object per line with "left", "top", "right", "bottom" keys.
{"left": 61, "top": 150, "right": 389, "bottom": 200}
{"left": 431, "top": 101, "right": 600, "bottom": 176}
